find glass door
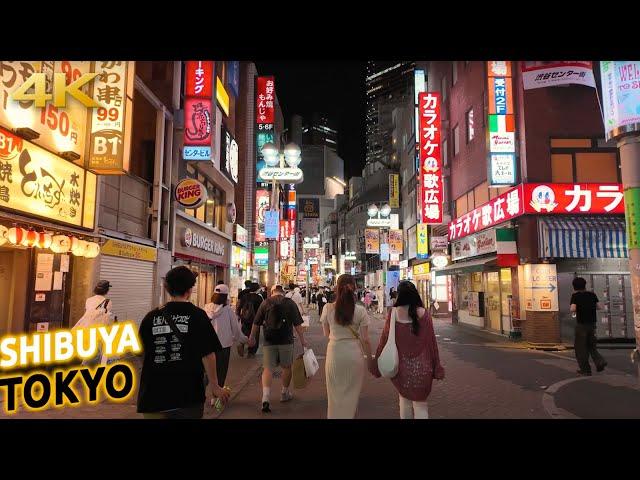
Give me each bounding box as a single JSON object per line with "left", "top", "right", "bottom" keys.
{"left": 485, "top": 271, "right": 501, "bottom": 331}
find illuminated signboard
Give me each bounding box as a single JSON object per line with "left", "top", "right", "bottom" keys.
{"left": 255, "top": 189, "right": 269, "bottom": 242}
{"left": 221, "top": 125, "right": 238, "bottom": 183}
{"left": 183, "top": 61, "right": 214, "bottom": 162}
{"left": 256, "top": 76, "right": 275, "bottom": 124}
{"left": 185, "top": 61, "right": 214, "bottom": 98}
{"left": 487, "top": 61, "right": 517, "bottom": 187}
{"left": 0, "top": 126, "right": 96, "bottom": 229}
{"left": 418, "top": 92, "right": 443, "bottom": 224}
{"left": 601, "top": 61, "right": 640, "bottom": 140}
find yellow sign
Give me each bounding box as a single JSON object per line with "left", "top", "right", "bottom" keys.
{"left": 365, "top": 228, "right": 379, "bottom": 254}
{"left": 389, "top": 174, "right": 400, "bottom": 208}
{"left": 0, "top": 61, "right": 92, "bottom": 161}
{"left": 0, "top": 126, "right": 96, "bottom": 229}
{"left": 87, "top": 61, "right": 135, "bottom": 175}
{"left": 413, "top": 263, "right": 430, "bottom": 277}
{"left": 101, "top": 239, "right": 157, "bottom": 262}
{"left": 11, "top": 73, "right": 99, "bottom": 108}
{"left": 417, "top": 223, "right": 429, "bottom": 257}
{"left": 175, "top": 178, "right": 207, "bottom": 208}
{"left": 216, "top": 77, "right": 230, "bottom": 116}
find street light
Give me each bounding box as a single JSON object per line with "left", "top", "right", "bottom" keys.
{"left": 261, "top": 142, "right": 280, "bottom": 167}
{"left": 367, "top": 204, "right": 379, "bottom": 218}
{"left": 284, "top": 142, "right": 302, "bottom": 168}
{"left": 380, "top": 203, "right": 392, "bottom": 217}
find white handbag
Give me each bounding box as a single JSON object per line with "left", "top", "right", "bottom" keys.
{"left": 377, "top": 307, "right": 399, "bottom": 378}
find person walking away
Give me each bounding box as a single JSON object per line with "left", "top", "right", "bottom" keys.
{"left": 137, "top": 266, "right": 230, "bottom": 419}
{"left": 236, "top": 282, "right": 263, "bottom": 358}
{"left": 317, "top": 288, "right": 327, "bottom": 317}
{"left": 311, "top": 290, "right": 317, "bottom": 311}
{"left": 288, "top": 286, "right": 307, "bottom": 317}
{"left": 73, "top": 280, "right": 114, "bottom": 365}
{"left": 248, "top": 284, "right": 308, "bottom": 413}
{"left": 371, "top": 281, "right": 445, "bottom": 419}
{"left": 570, "top": 276, "right": 607, "bottom": 375}
{"left": 377, "top": 286, "right": 385, "bottom": 315}
{"left": 364, "top": 289, "right": 372, "bottom": 312}
{"left": 205, "top": 283, "right": 248, "bottom": 405}
{"left": 321, "top": 274, "right": 375, "bottom": 419}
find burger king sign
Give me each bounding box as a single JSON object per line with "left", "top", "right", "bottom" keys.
{"left": 175, "top": 178, "right": 207, "bottom": 209}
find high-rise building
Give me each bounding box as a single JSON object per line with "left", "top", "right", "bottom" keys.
{"left": 366, "top": 61, "right": 415, "bottom": 169}
{"left": 303, "top": 112, "right": 338, "bottom": 151}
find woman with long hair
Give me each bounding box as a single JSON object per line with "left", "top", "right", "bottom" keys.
{"left": 372, "top": 280, "right": 445, "bottom": 419}
{"left": 320, "top": 274, "right": 375, "bottom": 418}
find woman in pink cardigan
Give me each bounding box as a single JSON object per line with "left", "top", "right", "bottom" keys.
{"left": 371, "top": 280, "right": 445, "bottom": 419}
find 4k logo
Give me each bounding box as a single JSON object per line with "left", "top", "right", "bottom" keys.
{"left": 11, "top": 73, "right": 100, "bottom": 108}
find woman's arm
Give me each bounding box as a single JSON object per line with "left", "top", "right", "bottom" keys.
{"left": 321, "top": 305, "right": 330, "bottom": 337}
{"left": 229, "top": 309, "right": 248, "bottom": 344}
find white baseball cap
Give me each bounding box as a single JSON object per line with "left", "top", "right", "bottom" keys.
{"left": 214, "top": 284, "right": 229, "bottom": 295}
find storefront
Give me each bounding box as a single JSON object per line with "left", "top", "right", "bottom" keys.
{"left": 174, "top": 213, "right": 231, "bottom": 309}
{"left": 98, "top": 237, "right": 157, "bottom": 325}
{"left": 0, "top": 127, "right": 99, "bottom": 334}
{"left": 412, "top": 262, "right": 430, "bottom": 306}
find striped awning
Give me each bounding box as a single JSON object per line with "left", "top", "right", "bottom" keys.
{"left": 538, "top": 216, "right": 627, "bottom": 259}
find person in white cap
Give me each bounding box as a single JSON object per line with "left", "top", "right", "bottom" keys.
{"left": 205, "top": 283, "right": 248, "bottom": 406}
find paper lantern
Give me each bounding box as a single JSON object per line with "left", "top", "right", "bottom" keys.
{"left": 22, "top": 230, "right": 38, "bottom": 247}
{"left": 50, "top": 235, "right": 71, "bottom": 253}
{"left": 0, "top": 225, "right": 8, "bottom": 246}
{"left": 71, "top": 239, "right": 88, "bottom": 257}
{"left": 84, "top": 242, "right": 100, "bottom": 258}
{"left": 35, "top": 233, "right": 53, "bottom": 249}
{"left": 7, "top": 227, "right": 27, "bottom": 246}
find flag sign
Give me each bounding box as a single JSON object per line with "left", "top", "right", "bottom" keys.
{"left": 487, "top": 61, "right": 517, "bottom": 187}
{"left": 496, "top": 228, "right": 518, "bottom": 267}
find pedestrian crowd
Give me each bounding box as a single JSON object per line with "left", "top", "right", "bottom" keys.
{"left": 75, "top": 266, "right": 606, "bottom": 420}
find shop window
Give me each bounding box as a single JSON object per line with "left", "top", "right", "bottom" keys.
{"left": 471, "top": 272, "right": 483, "bottom": 291}
{"left": 467, "top": 190, "right": 475, "bottom": 211}
{"left": 466, "top": 108, "right": 474, "bottom": 142}
{"left": 457, "top": 274, "right": 471, "bottom": 311}
{"left": 474, "top": 182, "right": 488, "bottom": 207}
{"left": 183, "top": 167, "right": 226, "bottom": 230}
{"left": 550, "top": 138, "right": 592, "bottom": 148}
{"left": 500, "top": 268, "right": 513, "bottom": 316}
{"left": 551, "top": 154, "right": 573, "bottom": 182}
{"left": 456, "top": 195, "right": 468, "bottom": 217}
{"left": 575, "top": 152, "right": 618, "bottom": 182}
{"left": 433, "top": 274, "right": 448, "bottom": 302}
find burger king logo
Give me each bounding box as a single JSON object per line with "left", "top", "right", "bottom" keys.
{"left": 175, "top": 178, "right": 207, "bottom": 209}
{"left": 184, "top": 228, "right": 193, "bottom": 247}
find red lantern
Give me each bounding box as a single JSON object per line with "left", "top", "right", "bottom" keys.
{"left": 22, "top": 230, "right": 38, "bottom": 248}
{"left": 35, "top": 232, "right": 53, "bottom": 249}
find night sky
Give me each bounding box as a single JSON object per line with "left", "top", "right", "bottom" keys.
{"left": 255, "top": 61, "right": 367, "bottom": 180}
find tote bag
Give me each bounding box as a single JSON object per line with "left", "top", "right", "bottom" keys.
{"left": 377, "top": 307, "right": 399, "bottom": 378}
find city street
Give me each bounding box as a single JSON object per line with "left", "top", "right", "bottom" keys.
{"left": 3, "top": 310, "right": 639, "bottom": 420}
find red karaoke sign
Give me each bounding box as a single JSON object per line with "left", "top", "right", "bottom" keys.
{"left": 448, "top": 183, "right": 625, "bottom": 241}
{"left": 185, "top": 61, "right": 214, "bottom": 98}
{"left": 523, "top": 183, "right": 624, "bottom": 215}
{"left": 256, "top": 76, "right": 275, "bottom": 124}
{"left": 418, "top": 92, "right": 443, "bottom": 224}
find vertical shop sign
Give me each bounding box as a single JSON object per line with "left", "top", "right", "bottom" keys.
{"left": 487, "top": 61, "right": 517, "bottom": 186}
{"left": 418, "top": 92, "right": 443, "bottom": 223}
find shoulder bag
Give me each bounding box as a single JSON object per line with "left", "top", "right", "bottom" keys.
{"left": 377, "top": 307, "right": 399, "bottom": 378}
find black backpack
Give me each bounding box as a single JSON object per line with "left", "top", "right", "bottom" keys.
{"left": 266, "top": 300, "right": 288, "bottom": 331}
{"left": 238, "top": 293, "right": 257, "bottom": 322}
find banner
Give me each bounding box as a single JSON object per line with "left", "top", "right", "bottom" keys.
{"left": 255, "top": 189, "right": 269, "bottom": 242}
{"left": 389, "top": 229, "right": 403, "bottom": 255}
{"left": 365, "top": 228, "right": 379, "bottom": 254}
{"left": 601, "top": 61, "right": 640, "bottom": 141}
{"left": 389, "top": 174, "right": 400, "bottom": 209}
{"left": 418, "top": 92, "right": 443, "bottom": 223}
{"left": 431, "top": 236, "right": 448, "bottom": 251}
{"left": 220, "top": 125, "right": 238, "bottom": 183}
{"left": 523, "top": 183, "right": 624, "bottom": 215}
{"left": 264, "top": 210, "right": 279, "bottom": 239}
{"left": 417, "top": 223, "right": 429, "bottom": 259}
{"left": 380, "top": 243, "right": 390, "bottom": 261}
{"left": 256, "top": 76, "right": 275, "bottom": 124}
{"left": 300, "top": 198, "right": 319, "bottom": 218}
{"left": 522, "top": 61, "right": 596, "bottom": 90}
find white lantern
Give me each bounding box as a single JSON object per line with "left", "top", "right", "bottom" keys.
{"left": 50, "top": 235, "right": 71, "bottom": 254}
{"left": 35, "top": 232, "right": 52, "bottom": 249}
{"left": 84, "top": 242, "right": 101, "bottom": 258}
{"left": 0, "top": 225, "right": 8, "bottom": 246}
{"left": 71, "top": 238, "right": 88, "bottom": 257}
{"left": 7, "top": 227, "right": 27, "bottom": 246}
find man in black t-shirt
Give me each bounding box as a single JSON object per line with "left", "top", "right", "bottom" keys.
{"left": 248, "top": 284, "right": 308, "bottom": 413}
{"left": 570, "top": 276, "right": 607, "bottom": 376}
{"left": 137, "top": 266, "right": 230, "bottom": 419}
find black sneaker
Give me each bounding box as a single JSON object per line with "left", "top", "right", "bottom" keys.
{"left": 596, "top": 362, "right": 608, "bottom": 372}
{"left": 576, "top": 369, "right": 592, "bottom": 376}
{"left": 261, "top": 401, "right": 271, "bottom": 413}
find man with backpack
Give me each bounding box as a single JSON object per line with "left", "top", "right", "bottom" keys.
{"left": 236, "top": 282, "right": 263, "bottom": 358}
{"left": 248, "top": 284, "right": 308, "bottom": 413}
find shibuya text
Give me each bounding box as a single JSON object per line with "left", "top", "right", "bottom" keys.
{"left": 0, "top": 323, "right": 142, "bottom": 413}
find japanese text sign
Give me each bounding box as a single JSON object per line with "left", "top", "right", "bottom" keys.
{"left": 256, "top": 76, "right": 275, "bottom": 124}
{"left": 523, "top": 183, "right": 624, "bottom": 215}
{"left": 522, "top": 61, "right": 596, "bottom": 91}
{"left": 365, "top": 228, "right": 379, "bottom": 254}
{"left": 418, "top": 92, "right": 443, "bottom": 223}
{"left": 417, "top": 223, "right": 429, "bottom": 259}
{"left": 389, "top": 174, "right": 400, "bottom": 209}
{"left": 487, "top": 61, "right": 516, "bottom": 187}
{"left": 185, "top": 61, "right": 214, "bottom": 98}
{"left": 255, "top": 189, "right": 270, "bottom": 242}
{"left": 389, "top": 229, "right": 403, "bottom": 255}
{"left": 0, "top": 126, "right": 96, "bottom": 229}
{"left": 449, "top": 186, "right": 523, "bottom": 241}
{"left": 264, "top": 210, "right": 279, "bottom": 239}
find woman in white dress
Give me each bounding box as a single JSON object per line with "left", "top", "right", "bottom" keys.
{"left": 321, "top": 274, "right": 375, "bottom": 419}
